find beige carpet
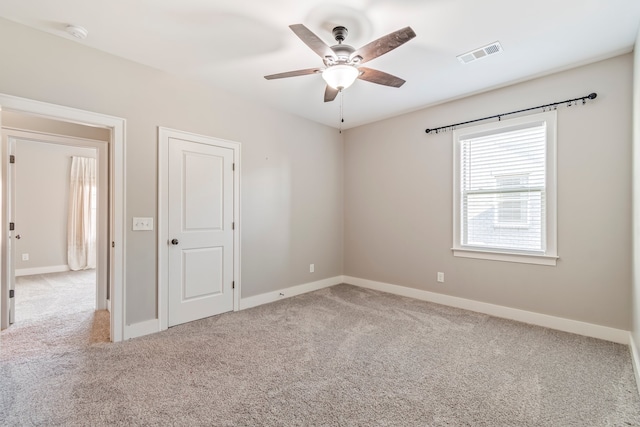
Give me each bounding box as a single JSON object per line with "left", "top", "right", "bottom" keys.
{"left": 1, "top": 284, "right": 639, "bottom": 426}
{"left": 14, "top": 269, "right": 97, "bottom": 323}
{"left": 3, "top": 269, "right": 109, "bottom": 360}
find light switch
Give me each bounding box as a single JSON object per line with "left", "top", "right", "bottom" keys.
{"left": 133, "top": 217, "right": 154, "bottom": 231}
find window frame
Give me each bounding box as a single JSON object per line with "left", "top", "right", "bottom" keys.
{"left": 452, "top": 111, "right": 558, "bottom": 266}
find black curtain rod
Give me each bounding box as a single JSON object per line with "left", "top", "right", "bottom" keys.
{"left": 425, "top": 92, "right": 597, "bottom": 135}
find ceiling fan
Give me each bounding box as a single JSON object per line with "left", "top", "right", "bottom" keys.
{"left": 264, "top": 24, "right": 416, "bottom": 102}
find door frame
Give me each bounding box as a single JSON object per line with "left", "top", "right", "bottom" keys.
{"left": 6, "top": 129, "right": 109, "bottom": 313}
{"left": 0, "top": 93, "right": 126, "bottom": 342}
{"left": 158, "top": 127, "right": 241, "bottom": 331}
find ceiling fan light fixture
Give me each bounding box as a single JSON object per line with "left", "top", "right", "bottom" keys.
{"left": 322, "top": 65, "right": 359, "bottom": 90}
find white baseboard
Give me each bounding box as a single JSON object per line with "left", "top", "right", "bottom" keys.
{"left": 120, "top": 276, "right": 342, "bottom": 340}
{"left": 118, "top": 276, "right": 632, "bottom": 348}
{"left": 239, "top": 275, "right": 344, "bottom": 310}
{"left": 629, "top": 333, "right": 640, "bottom": 396}
{"left": 123, "top": 318, "right": 159, "bottom": 340}
{"left": 344, "top": 276, "right": 629, "bottom": 345}
{"left": 16, "top": 264, "right": 71, "bottom": 277}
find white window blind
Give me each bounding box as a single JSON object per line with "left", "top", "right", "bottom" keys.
{"left": 460, "top": 123, "right": 546, "bottom": 252}
{"left": 454, "top": 113, "right": 556, "bottom": 263}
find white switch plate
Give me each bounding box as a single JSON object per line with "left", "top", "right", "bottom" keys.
{"left": 310, "top": 264, "right": 315, "bottom": 273}
{"left": 22, "top": 253, "right": 29, "bottom": 261}
{"left": 133, "top": 217, "right": 154, "bottom": 231}
{"left": 437, "top": 272, "right": 445, "bottom": 283}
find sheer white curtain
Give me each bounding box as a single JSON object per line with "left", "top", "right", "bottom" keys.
{"left": 68, "top": 156, "right": 97, "bottom": 271}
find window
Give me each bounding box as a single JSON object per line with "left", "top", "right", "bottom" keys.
{"left": 452, "top": 111, "right": 557, "bottom": 265}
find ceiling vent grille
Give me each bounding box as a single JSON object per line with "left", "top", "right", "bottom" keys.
{"left": 457, "top": 41, "right": 503, "bottom": 64}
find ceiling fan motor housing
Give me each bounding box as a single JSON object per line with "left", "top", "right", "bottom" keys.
{"left": 332, "top": 26, "right": 348, "bottom": 43}
{"left": 326, "top": 43, "right": 356, "bottom": 66}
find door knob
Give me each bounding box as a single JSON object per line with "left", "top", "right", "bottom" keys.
{"left": 171, "top": 238, "right": 179, "bottom": 245}
{"left": 15, "top": 234, "right": 21, "bottom": 240}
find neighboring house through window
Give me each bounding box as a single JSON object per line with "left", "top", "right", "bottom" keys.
{"left": 452, "top": 111, "right": 557, "bottom": 265}
{"left": 494, "top": 174, "right": 531, "bottom": 228}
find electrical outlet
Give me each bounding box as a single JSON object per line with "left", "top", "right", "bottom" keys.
{"left": 437, "top": 272, "right": 445, "bottom": 283}
{"left": 310, "top": 264, "right": 315, "bottom": 273}
{"left": 22, "top": 253, "right": 29, "bottom": 261}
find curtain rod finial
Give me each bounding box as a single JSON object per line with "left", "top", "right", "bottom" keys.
{"left": 588, "top": 93, "right": 597, "bottom": 100}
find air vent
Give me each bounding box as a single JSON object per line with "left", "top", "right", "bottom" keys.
{"left": 457, "top": 41, "right": 503, "bottom": 64}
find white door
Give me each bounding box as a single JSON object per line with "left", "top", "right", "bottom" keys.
{"left": 7, "top": 137, "right": 15, "bottom": 324}
{"left": 168, "top": 137, "right": 235, "bottom": 326}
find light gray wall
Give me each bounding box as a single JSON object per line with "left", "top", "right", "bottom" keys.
{"left": 0, "top": 19, "right": 344, "bottom": 325}
{"left": 344, "top": 54, "right": 633, "bottom": 330}
{"left": 14, "top": 140, "right": 96, "bottom": 271}
{"left": 5, "top": 112, "right": 107, "bottom": 274}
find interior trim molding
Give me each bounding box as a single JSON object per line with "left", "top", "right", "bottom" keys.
{"left": 0, "top": 93, "right": 126, "bottom": 342}
{"left": 123, "top": 318, "right": 159, "bottom": 340}
{"left": 15, "top": 265, "right": 71, "bottom": 277}
{"left": 240, "top": 276, "right": 344, "bottom": 310}
{"left": 344, "top": 276, "right": 630, "bottom": 344}
{"left": 629, "top": 333, "right": 640, "bottom": 396}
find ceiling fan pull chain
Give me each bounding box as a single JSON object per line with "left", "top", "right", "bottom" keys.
{"left": 339, "top": 90, "right": 344, "bottom": 133}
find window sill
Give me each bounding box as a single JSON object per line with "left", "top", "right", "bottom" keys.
{"left": 452, "top": 248, "right": 558, "bottom": 266}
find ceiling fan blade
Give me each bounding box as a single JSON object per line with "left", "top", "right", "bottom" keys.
{"left": 264, "top": 68, "right": 322, "bottom": 80}
{"left": 357, "top": 67, "right": 406, "bottom": 88}
{"left": 351, "top": 26, "right": 416, "bottom": 64}
{"left": 324, "top": 86, "right": 339, "bottom": 102}
{"left": 289, "top": 24, "right": 336, "bottom": 60}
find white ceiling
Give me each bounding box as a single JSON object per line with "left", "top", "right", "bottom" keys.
{"left": 1, "top": 0, "right": 639, "bottom": 129}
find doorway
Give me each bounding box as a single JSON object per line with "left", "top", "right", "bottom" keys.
{"left": 6, "top": 127, "right": 107, "bottom": 327}
{"left": 0, "top": 93, "right": 125, "bottom": 342}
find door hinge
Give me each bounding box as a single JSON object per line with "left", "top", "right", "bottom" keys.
{"left": 232, "top": 281, "right": 235, "bottom": 289}
{"left": 9, "top": 222, "right": 14, "bottom": 231}
{"left": 232, "top": 222, "right": 235, "bottom": 230}
{"left": 9, "top": 155, "right": 15, "bottom": 164}
{"left": 9, "top": 289, "right": 14, "bottom": 298}
{"left": 112, "top": 241, "right": 115, "bottom": 248}
{"left": 232, "top": 163, "right": 235, "bottom": 171}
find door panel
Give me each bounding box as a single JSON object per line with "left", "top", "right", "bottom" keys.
{"left": 184, "top": 154, "right": 223, "bottom": 230}
{"left": 168, "top": 138, "right": 234, "bottom": 327}
{"left": 182, "top": 247, "right": 223, "bottom": 300}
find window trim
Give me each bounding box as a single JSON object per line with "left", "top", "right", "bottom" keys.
{"left": 452, "top": 111, "right": 558, "bottom": 266}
